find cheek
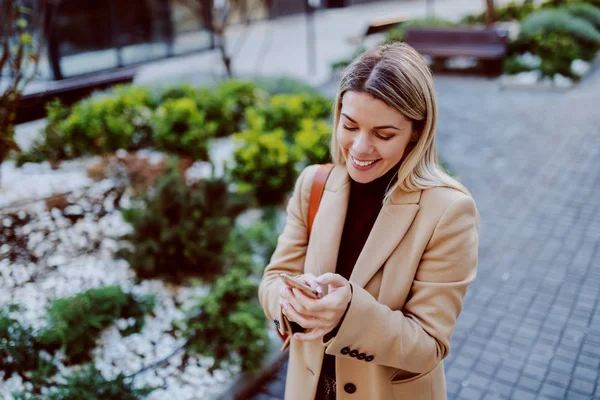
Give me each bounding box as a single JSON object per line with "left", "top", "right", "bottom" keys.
{"left": 380, "top": 141, "right": 410, "bottom": 161}
{"left": 336, "top": 128, "right": 349, "bottom": 150}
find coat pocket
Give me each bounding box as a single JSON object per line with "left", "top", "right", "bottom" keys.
{"left": 390, "top": 369, "right": 432, "bottom": 400}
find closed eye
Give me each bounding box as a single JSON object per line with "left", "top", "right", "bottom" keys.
{"left": 342, "top": 124, "right": 358, "bottom": 131}
{"left": 375, "top": 132, "right": 393, "bottom": 141}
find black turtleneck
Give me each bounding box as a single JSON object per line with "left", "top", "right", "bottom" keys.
{"left": 315, "top": 161, "right": 401, "bottom": 399}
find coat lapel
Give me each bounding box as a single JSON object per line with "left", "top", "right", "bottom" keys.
{"left": 313, "top": 165, "right": 350, "bottom": 277}
{"left": 312, "top": 165, "right": 422, "bottom": 289}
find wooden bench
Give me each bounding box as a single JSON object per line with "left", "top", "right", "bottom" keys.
{"left": 16, "top": 67, "right": 137, "bottom": 124}
{"left": 348, "top": 15, "right": 409, "bottom": 45}
{"left": 404, "top": 27, "right": 509, "bottom": 76}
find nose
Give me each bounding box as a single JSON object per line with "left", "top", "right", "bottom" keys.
{"left": 351, "top": 131, "right": 373, "bottom": 155}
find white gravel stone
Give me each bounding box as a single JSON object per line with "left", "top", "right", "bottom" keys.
{"left": 1, "top": 164, "right": 243, "bottom": 400}
{"left": 571, "top": 59, "right": 590, "bottom": 78}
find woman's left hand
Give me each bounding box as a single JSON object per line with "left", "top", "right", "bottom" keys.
{"left": 280, "top": 273, "right": 352, "bottom": 341}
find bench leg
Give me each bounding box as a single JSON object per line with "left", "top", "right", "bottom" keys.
{"left": 481, "top": 60, "right": 503, "bottom": 77}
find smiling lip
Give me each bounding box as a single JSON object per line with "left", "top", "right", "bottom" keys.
{"left": 350, "top": 155, "right": 381, "bottom": 170}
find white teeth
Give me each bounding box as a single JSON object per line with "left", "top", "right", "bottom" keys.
{"left": 352, "top": 156, "right": 376, "bottom": 167}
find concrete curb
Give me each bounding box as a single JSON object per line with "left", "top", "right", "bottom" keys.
{"left": 213, "top": 340, "right": 288, "bottom": 400}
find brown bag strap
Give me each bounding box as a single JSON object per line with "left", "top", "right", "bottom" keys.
{"left": 307, "top": 163, "right": 334, "bottom": 237}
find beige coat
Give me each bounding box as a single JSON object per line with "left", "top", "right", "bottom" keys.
{"left": 258, "top": 164, "right": 479, "bottom": 400}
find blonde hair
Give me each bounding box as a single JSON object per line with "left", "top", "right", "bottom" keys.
{"left": 330, "top": 42, "right": 472, "bottom": 202}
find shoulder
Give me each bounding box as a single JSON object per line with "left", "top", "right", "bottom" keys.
{"left": 295, "top": 164, "right": 322, "bottom": 192}
{"left": 419, "top": 186, "right": 478, "bottom": 229}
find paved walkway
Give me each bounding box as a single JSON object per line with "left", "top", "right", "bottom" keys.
{"left": 251, "top": 68, "right": 600, "bottom": 399}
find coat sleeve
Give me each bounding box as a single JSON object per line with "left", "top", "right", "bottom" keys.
{"left": 322, "top": 195, "right": 479, "bottom": 373}
{"left": 258, "top": 165, "right": 319, "bottom": 339}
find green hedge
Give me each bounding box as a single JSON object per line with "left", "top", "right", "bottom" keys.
{"left": 179, "top": 266, "right": 269, "bottom": 374}
{"left": 0, "top": 307, "right": 57, "bottom": 385}
{"left": 15, "top": 80, "right": 269, "bottom": 165}
{"left": 40, "top": 286, "right": 155, "bottom": 364}
{"left": 515, "top": 8, "right": 600, "bottom": 78}
{"left": 228, "top": 92, "right": 332, "bottom": 206}
{"left": 117, "top": 165, "right": 236, "bottom": 282}
{"left": 13, "top": 365, "right": 156, "bottom": 400}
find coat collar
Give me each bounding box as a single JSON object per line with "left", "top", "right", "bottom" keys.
{"left": 313, "top": 165, "right": 421, "bottom": 288}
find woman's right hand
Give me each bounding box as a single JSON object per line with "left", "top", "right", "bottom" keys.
{"left": 279, "top": 273, "right": 323, "bottom": 328}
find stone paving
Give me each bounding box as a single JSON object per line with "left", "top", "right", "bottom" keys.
{"left": 250, "top": 68, "right": 600, "bottom": 399}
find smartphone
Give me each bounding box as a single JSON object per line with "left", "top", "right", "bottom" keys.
{"left": 279, "top": 273, "right": 321, "bottom": 299}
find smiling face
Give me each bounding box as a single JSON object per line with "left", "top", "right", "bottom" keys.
{"left": 336, "top": 90, "right": 416, "bottom": 184}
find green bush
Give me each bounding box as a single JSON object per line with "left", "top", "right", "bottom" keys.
{"left": 17, "top": 86, "right": 156, "bottom": 165}
{"left": 227, "top": 207, "right": 283, "bottom": 272}
{"left": 13, "top": 365, "right": 156, "bottom": 400}
{"left": 564, "top": 3, "right": 600, "bottom": 29}
{"left": 461, "top": 1, "right": 538, "bottom": 24}
{"left": 520, "top": 8, "right": 600, "bottom": 44}
{"left": 15, "top": 99, "right": 72, "bottom": 165}
{"left": 230, "top": 127, "right": 300, "bottom": 207}
{"left": 40, "top": 286, "right": 155, "bottom": 364}
{"left": 202, "top": 80, "right": 269, "bottom": 138}
{"left": 254, "top": 76, "right": 321, "bottom": 96}
{"left": 385, "top": 18, "right": 456, "bottom": 43}
{"left": 180, "top": 267, "right": 269, "bottom": 374}
{"left": 516, "top": 8, "right": 600, "bottom": 78}
{"left": 0, "top": 308, "right": 57, "bottom": 383}
{"left": 503, "top": 55, "right": 536, "bottom": 74}
{"left": 249, "top": 93, "right": 332, "bottom": 139}
{"left": 151, "top": 98, "right": 214, "bottom": 160}
{"left": 117, "top": 166, "right": 235, "bottom": 281}
{"left": 294, "top": 118, "right": 332, "bottom": 166}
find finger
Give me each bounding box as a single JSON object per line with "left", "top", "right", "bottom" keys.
{"left": 294, "top": 328, "right": 327, "bottom": 341}
{"left": 282, "top": 301, "right": 323, "bottom": 329}
{"left": 291, "top": 287, "right": 326, "bottom": 313}
{"left": 301, "top": 274, "right": 323, "bottom": 295}
{"left": 316, "top": 273, "right": 347, "bottom": 288}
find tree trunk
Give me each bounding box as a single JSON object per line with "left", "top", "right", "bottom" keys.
{"left": 485, "top": 0, "right": 495, "bottom": 26}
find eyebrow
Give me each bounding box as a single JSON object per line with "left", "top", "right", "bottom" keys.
{"left": 341, "top": 113, "right": 402, "bottom": 131}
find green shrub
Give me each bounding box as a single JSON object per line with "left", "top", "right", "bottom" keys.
{"left": 117, "top": 166, "right": 234, "bottom": 281}
{"left": 564, "top": 3, "right": 600, "bottom": 29}
{"left": 539, "top": 0, "right": 600, "bottom": 8}
{"left": 17, "top": 85, "right": 156, "bottom": 164}
{"left": 227, "top": 207, "right": 283, "bottom": 272}
{"left": 385, "top": 18, "right": 456, "bottom": 43}
{"left": 40, "top": 286, "right": 155, "bottom": 364}
{"left": 180, "top": 267, "right": 269, "bottom": 374}
{"left": 155, "top": 83, "right": 200, "bottom": 103}
{"left": 516, "top": 8, "right": 600, "bottom": 78}
{"left": 254, "top": 76, "right": 321, "bottom": 96}
{"left": 0, "top": 308, "right": 57, "bottom": 383}
{"left": 230, "top": 127, "right": 301, "bottom": 207}
{"left": 151, "top": 98, "right": 214, "bottom": 160}
{"left": 503, "top": 55, "right": 536, "bottom": 74}
{"left": 202, "top": 80, "right": 268, "bottom": 138}
{"left": 520, "top": 9, "right": 600, "bottom": 44}
{"left": 461, "top": 1, "right": 538, "bottom": 24}
{"left": 15, "top": 99, "right": 72, "bottom": 166}
{"left": 13, "top": 365, "right": 156, "bottom": 400}
{"left": 294, "top": 118, "right": 332, "bottom": 166}
{"left": 249, "top": 93, "right": 332, "bottom": 139}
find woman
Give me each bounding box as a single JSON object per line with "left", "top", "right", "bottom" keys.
{"left": 258, "top": 42, "right": 479, "bottom": 400}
